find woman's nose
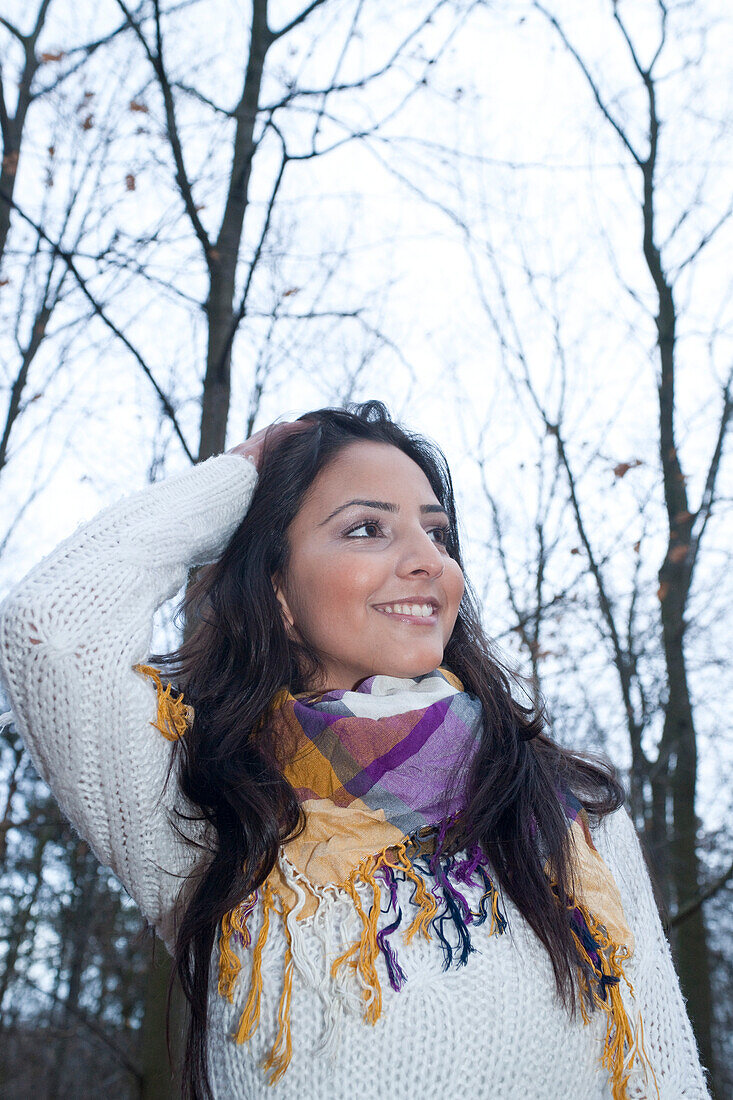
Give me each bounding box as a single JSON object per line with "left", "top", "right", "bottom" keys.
{"left": 397, "top": 532, "right": 446, "bottom": 578}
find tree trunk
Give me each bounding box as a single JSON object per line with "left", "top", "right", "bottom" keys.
{"left": 0, "top": 3, "right": 47, "bottom": 265}
{"left": 141, "top": 937, "right": 186, "bottom": 1100}
{"left": 0, "top": 822, "right": 52, "bottom": 1095}
{"left": 47, "top": 844, "right": 99, "bottom": 1096}
{"left": 198, "top": 0, "right": 272, "bottom": 462}
{"left": 658, "top": 579, "right": 717, "bottom": 1084}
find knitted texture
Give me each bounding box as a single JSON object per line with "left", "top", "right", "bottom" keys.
{"left": 0, "top": 452, "right": 258, "bottom": 948}
{"left": 207, "top": 809, "right": 709, "bottom": 1100}
{"left": 0, "top": 452, "right": 711, "bottom": 1099}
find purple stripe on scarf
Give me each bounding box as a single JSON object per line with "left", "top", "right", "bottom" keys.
{"left": 358, "top": 713, "right": 478, "bottom": 819}
{"left": 343, "top": 697, "right": 453, "bottom": 798}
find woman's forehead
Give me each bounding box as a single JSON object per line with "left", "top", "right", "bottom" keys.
{"left": 306, "top": 443, "right": 438, "bottom": 509}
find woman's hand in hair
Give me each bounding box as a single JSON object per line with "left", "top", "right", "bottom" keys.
{"left": 225, "top": 419, "right": 310, "bottom": 473}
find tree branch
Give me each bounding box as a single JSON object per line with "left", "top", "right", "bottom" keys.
{"left": 667, "top": 858, "right": 733, "bottom": 930}
{"left": 532, "top": 2, "right": 643, "bottom": 167}
{"left": 674, "top": 199, "right": 733, "bottom": 276}
{"left": 0, "top": 188, "right": 195, "bottom": 462}
{"left": 216, "top": 140, "right": 290, "bottom": 383}
{"left": 30, "top": 0, "right": 54, "bottom": 44}
{"left": 0, "top": 16, "right": 27, "bottom": 44}
{"left": 270, "top": 0, "right": 329, "bottom": 40}
{"left": 114, "top": 0, "right": 213, "bottom": 262}
{"left": 261, "top": 0, "right": 449, "bottom": 114}
{"left": 31, "top": 1, "right": 203, "bottom": 99}
{"left": 688, "top": 366, "right": 733, "bottom": 578}
{"left": 0, "top": 65, "right": 11, "bottom": 147}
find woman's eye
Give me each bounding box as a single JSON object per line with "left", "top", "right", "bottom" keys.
{"left": 345, "top": 520, "right": 451, "bottom": 544}
{"left": 345, "top": 521, "right": 383, "bottom": 538}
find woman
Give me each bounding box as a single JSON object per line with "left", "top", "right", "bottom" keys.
{"left": 0, "top": 401, "right": 710, "bottom": 1099}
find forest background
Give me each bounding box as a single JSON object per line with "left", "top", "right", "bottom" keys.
{"left": 0, "top": 0, "right": 731, "bottom": 1096}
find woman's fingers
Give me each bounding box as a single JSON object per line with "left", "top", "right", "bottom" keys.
{"left": 225, "top": 419, "right": 312, "bottom": 471}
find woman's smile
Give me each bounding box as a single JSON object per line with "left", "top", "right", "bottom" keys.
{"left": 372, "top": 605, "right": 440, "bottom": 625}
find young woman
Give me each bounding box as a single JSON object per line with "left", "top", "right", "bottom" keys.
{"left": 0, "top": 402, "right": 710, "bottom": 1099}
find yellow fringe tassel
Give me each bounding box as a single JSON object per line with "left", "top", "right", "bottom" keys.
{"left": 261, "top": 899, "right": 296, "bottom": 1085}
{"left": 570, "top": 900, "right": 659, "bottom": 1100}
{"left": 329, "top": 939, "right": 361, "bottom": 979}
{"left": 489, "top": 886, "right": 504, "bottom": 936}
{"left": 632, "top": 1011, "right": 661, "bottom": 1099}
{"left": 234, "top": 880, "right": 275, "bottom": 1044}
{"left": 344, "top": 864, "right": 383, "bottom": 1024}
{"left": 327, "top": 844, "right": 439, "bottom": 1013}
{"left": 218, "top": 910, "right": 242, "bottom": 1002}
{"left": 577, "top": 970, "right": 592, "bottom": 1027}
{"left": 389, "top": 843, "right": 439, "bottom": 945}
{"left": 218, "top": 895, "right": 257, "bottom": 1001}
{"left": 132, "top": 663, "right": 193, "bottom": 741}
{"left": 219, "top": 883, "right": 297, "bottom": 1084}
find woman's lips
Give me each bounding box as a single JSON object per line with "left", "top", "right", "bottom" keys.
{"left": 372, "top": 606, "right": 439, "bottom": 625}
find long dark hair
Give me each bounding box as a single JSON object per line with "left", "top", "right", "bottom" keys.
{"left": 149, "top": 400, "right": 624, "bottom": 1099}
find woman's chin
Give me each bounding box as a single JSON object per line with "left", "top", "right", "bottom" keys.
{"left": 373, "top": 654, "right": 444, "bottom": 680}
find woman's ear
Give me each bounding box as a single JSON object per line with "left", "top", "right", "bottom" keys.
{"left": 271, "top": 575, "right": 295, "bottom": 633}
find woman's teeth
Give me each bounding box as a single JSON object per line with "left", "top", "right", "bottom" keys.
{"left": 378, "top": 603, "right": 435, "bottom": 617}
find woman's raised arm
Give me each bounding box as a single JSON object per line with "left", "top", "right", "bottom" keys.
{"left": 0, "top": 451, "right": 259, "bottom": 951}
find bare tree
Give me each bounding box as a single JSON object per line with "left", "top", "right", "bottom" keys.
{"left": 524, "top": 5, "right": 731, "bottom": 1086}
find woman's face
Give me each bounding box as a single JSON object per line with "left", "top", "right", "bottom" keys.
{"left": 272, "top": 441, "right": 465, "bottom": 691}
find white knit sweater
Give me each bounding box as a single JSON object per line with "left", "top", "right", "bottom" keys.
{"left": 0, "top": 452, "right": 711, "bottom": 1099}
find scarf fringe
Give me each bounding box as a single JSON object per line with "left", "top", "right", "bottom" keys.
{"left": 132, "top": 663, "right": 193, "bottom": 741}
{"left": 218, "top": 846, "right": 656, "bottom": 1098}
{"left": 217, "top": 833, "right": 508, "bottom": 1086}
{"left": 567, "top": 899, "right": 660, "bottom": 1100}
{"left": 260, "top": 897, "right": 296, "bottom": 1085}
{"left": 233, "top": 879, "right": 275, "bottom": 1044}
{"left": 218, "top": 892, "right": 259, "bottom": 1001}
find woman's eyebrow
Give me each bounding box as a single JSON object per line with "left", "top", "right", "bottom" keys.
{"left": 319, "top": 499, "right": 449, "bottom": 525}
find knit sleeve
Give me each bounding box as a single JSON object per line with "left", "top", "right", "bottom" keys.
{"left": 0, "top": 452, "right": 259, "bottom": 952}
{"left": 591, "top": 806, "right": 712, "bottom": 1099}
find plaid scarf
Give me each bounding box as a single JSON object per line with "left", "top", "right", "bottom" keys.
{"left": 134, "top": 662, "right": 656, "bottom": 1097}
